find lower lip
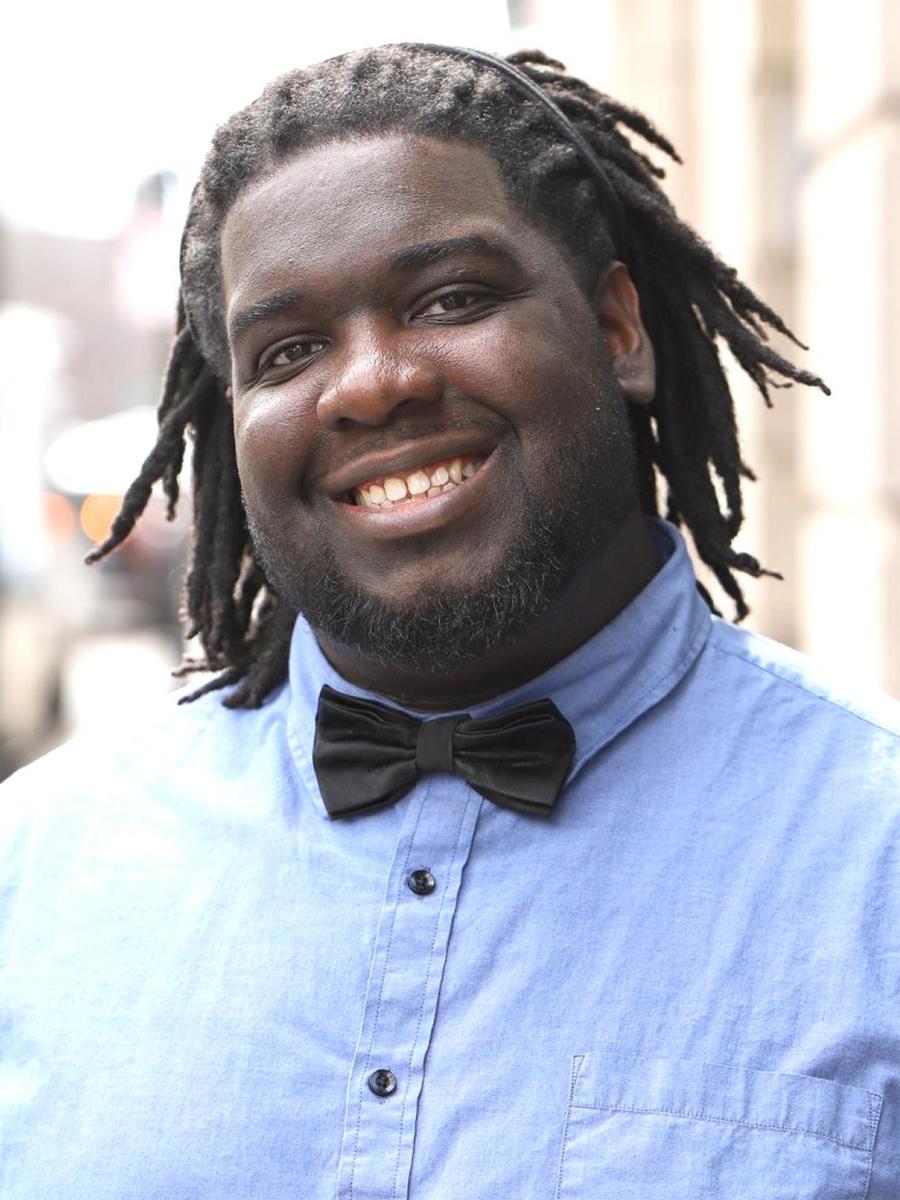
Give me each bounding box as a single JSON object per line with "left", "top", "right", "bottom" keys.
{"left": 333, "top": 453, "right": 498, "bottom": 540}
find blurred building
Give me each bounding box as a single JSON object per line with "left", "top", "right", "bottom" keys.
{"left": 512, "top": 0, "right": 900, "bottom": 698}
{"left": 0, "top": 177, "right": 186, "bottom": 776}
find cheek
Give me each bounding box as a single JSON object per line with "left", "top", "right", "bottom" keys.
{"left": 232, "top": 387, "right": 316, "bottom": 504}
{"left": 449, "top": 313, "right": 582, "bottom": 414}
{"left": 482, "top": 315, "right": 605, "bottom": 430}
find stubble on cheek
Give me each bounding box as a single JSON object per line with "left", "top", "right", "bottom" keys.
{"left": 239, "top": 372, "right": 640, "bottom": 673}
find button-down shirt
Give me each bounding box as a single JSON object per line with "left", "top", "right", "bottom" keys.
{"left": 1, "top": 521, "right": 898, "bottom": 1198}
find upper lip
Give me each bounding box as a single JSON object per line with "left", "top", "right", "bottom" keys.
{"left": 320, "top": 433, "right": 498, "bottom": 498}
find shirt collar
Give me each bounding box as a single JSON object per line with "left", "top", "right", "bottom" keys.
{"left": 286, "top": 519, "right": 711, "bottom": 807}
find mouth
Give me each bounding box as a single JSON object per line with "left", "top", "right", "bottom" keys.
{"left": 345, "top": 453, "right": 487, "bottom": 509}
{"left": 325, "top": 440, "right": 500, "bottom": 542}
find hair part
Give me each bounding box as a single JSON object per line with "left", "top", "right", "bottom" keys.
{"left": 86, "top": 43, "right": 829, "bottom": 707}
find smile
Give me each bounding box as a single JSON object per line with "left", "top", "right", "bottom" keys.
{"left": 331, "top": 445, "right": 499, "bottom": 541}
{"left": 350, "top": 454, "right": 486, "bottom": 509}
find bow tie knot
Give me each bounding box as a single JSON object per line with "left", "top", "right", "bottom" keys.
{"left": 416, "top": 716, "right": 460, "bottom": 775}
{"left": 313, "top": 685, "right": 575, "bottom": 819}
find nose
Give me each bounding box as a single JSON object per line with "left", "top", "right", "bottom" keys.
{"left": 316, "top": 326, "right": 444, "bottom": 430}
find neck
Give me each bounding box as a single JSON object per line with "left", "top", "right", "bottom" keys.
{"left": 316, "top": 510, "right": 659, "bottom": 712}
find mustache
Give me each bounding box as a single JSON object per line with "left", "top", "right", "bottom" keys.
{"left": 308, "top": 414, "right": 506, "bottom": 482}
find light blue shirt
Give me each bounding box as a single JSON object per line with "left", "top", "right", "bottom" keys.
{"left": 1, "top": 521, "right": 898, "bottom": 1199}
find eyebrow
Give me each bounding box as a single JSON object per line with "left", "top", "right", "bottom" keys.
{"left": 389, "top": 234, "right": 518, "bottom": 273}
{"left": 228, "top": 288, "right": 306, "bottom": 346}
{"left": 227, "top": 235, "right": 519, "bottom": 346}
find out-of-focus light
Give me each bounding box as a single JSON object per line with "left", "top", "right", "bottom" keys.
{"left": 1, "top": 0, "right": 511, "bottom": 241}
{"left": 43, "top": 492, "right": 77, "bottom": 545}
{"left": 44, "top": 408, "right": 167, "bottom": 496}
{"left": 0, "top": 304, "right": 70, "bottom": 581}
{"left": 79, "top": 494, "right": 122, "bottom": 545}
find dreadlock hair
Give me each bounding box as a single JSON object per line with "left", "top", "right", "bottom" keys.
{"left": 86, "top": 42, "right": 828, "bottom": 708}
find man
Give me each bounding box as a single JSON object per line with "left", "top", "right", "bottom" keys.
{"left": 1, "top": 43, "right": 897, "bottom": 1199}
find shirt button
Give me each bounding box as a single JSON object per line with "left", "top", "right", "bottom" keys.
{"left": 407, "top": 868, "right": 436, "bottom": 895}
{"left": 367, "top": 1069, "right": 397, "bottom": 1097}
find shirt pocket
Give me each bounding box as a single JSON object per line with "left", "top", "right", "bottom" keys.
{"left": 556, "top": 1051, "right": 882, "bottom": 1200}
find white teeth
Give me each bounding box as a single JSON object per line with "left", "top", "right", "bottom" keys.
{"left": 407, "top": 469, "right": 431, "bottom": 496}
{"left": 353, "top": 454, "right": 485, "bottom": 508}
{"left": 383, "top": 477, "right": 408, "bottom": 501}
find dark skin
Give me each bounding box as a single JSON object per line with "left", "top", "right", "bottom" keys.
{"left": 221, "top": 134, "right": 658, "bottom": 711}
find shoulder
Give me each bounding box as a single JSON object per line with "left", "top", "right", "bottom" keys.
{"left": 644, "top": 618, "right": 900, "bottom": 886}
{"left": 705, "top": 617, "right": 900, "bottom": 741}
{"left": 689, "top": 618, "right": 900, "bottom": 818}
{"left": 0, "top": 678, "right": 292, "bottom": 840}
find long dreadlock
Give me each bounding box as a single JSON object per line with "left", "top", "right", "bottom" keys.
{"left": 85, "top": 43, "right": 828, "bottom": 708}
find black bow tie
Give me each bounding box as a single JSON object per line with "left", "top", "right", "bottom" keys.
{"left": 313, "top": 685, "right": 576, "bottom": 819}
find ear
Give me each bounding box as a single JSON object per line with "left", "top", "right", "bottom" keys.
{"left": 593, "top": 261, "right": 655, "bottom": 405}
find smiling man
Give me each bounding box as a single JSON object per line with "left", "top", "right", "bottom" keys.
{"left": 224, "top": 134, "right": 657, "bottom": 707}
{"left": 1, "top": 44, "right": 899, "bottom": 1200}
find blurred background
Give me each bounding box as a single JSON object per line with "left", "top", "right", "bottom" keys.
{"left": 2, "top": 0, "right": 898, "bottom": 777}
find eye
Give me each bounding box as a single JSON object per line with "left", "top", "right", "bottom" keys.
{"left": 261, "top": 337, "right": 327, "bottom": 371}
{"left": 416, "top": 289, "right": 493, "bottom": 319}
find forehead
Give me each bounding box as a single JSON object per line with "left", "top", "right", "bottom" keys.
{"left": 220, "top": 134, "right": 541, "bottom": 306}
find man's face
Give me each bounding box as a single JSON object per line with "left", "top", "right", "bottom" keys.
{"left": 220, "top": 134, "right": 643, "bottom": 669}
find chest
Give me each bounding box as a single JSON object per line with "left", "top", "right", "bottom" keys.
{"left": 2, "top": 766, "right": 894, "bottom": 1199}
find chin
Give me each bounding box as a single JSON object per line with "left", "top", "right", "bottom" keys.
{"left": 296, "top": 547, "right": 567, "bottom": 672}
{"left": 344, "top": 562, "right": 498, "bottom": 611}
{"left": 250, "top": 453, "right": 633, "bottom": 670}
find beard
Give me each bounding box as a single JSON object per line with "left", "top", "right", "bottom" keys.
{"left": 245, "top": 389, "right": 639, "bottom": 675}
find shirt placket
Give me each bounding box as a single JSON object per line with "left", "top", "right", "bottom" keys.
{"left": 336, "top": 778, "right": 482, "bottom": 1200}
